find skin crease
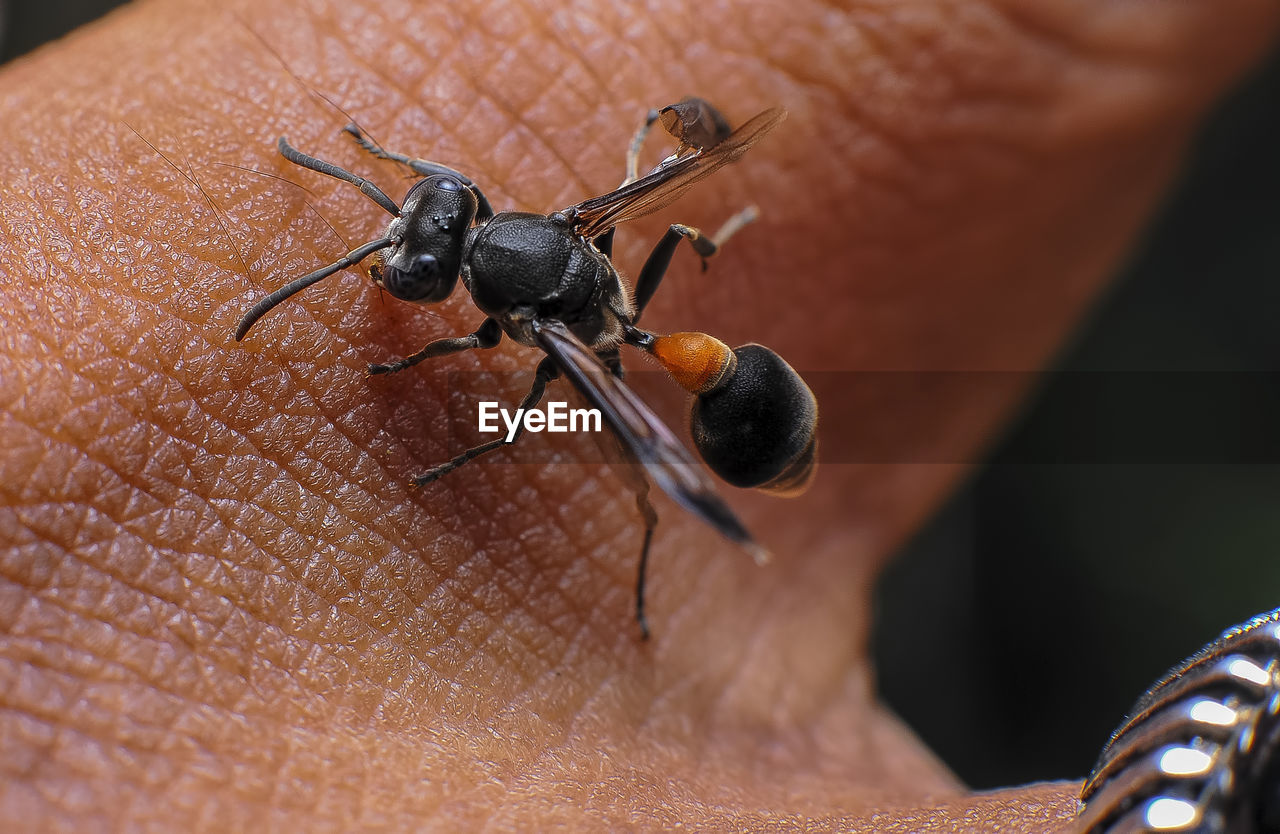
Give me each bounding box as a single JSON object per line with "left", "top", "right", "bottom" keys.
{"left": 0, "top": 0, "right": 1277, "bottom": 830}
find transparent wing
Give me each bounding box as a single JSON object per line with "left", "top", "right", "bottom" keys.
{"left": 565, "top": 107, "right": 786, "bottom": 240}
{"left": 531, "top": 319, "right": 766, "bottom": 562}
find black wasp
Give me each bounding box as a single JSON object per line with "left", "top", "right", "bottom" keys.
{"left": 235, "top": 97, "right": 818, "bottom": 638}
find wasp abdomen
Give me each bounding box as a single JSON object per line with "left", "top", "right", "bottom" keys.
{"left": 690, "top": 344, "right": 817, "bottom": 494}
{"left": 650, "top": 332, "right": 737, "bottom": 394}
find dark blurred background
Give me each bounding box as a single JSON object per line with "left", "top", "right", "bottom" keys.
{"left": 876, "top": 44, "right": 1280, "bottom": 789}
{"left": 7, "top": 0, "right": 1280, "bottom": 792}
{"left": 0, "top": 0, "right": 125, "bottom": 62}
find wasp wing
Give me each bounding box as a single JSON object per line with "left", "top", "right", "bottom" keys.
{"left": 566, "top": 106, "right": 786, "bottom": 240}
{"left": 532, "top": 319, "right": 767, "bottom": 563}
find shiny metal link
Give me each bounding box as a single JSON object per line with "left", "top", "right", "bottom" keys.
{"left": 1079, "top": 608, "right": 1280, "bottom": 833}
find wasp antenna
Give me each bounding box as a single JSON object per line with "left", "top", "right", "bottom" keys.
{"left": 277, "top": 137, "right": 402, "bottom": 217}
{"left": 234, "top": 236, "right": 394, "bottom": 341}
{"left": 341, "top": 123, "right": 496, "bottom": 222}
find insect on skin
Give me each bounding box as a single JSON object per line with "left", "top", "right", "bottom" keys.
{"left": 1078, "top": 607, "right": 1280, "bottom": 832}
{"left": 235, "top": 97, "right": 818, "bottom": 638}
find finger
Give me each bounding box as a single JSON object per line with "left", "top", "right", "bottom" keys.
{"left": 0, "top": 0, "right": 1277, "bottom": 831}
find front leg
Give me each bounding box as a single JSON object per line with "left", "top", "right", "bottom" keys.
{"left": 367, "top": 317, "right": 503, "bottom": 376}
{"left": 412, "top": 357, "right": 559, "bottom": 486}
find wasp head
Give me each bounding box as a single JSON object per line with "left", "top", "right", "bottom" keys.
{"left": 375, "top": 175, "right": 478, "bottom": 303}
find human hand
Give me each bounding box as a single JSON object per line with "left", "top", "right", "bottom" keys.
{"left": 2, "top": 0, "right": 1277, "bottom": 829}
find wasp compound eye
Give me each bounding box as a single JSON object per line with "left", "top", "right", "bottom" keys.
{"left": 690, "top": 344, "right": 817, "bottom": 495}
{"left": 380, "top": 252, "right": 457, "bottom": 303}
{"left": 1078, "top": 607, "right": 1280, "bottom": 833}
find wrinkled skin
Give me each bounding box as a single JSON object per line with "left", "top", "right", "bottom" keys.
{"left": 0, "top": 0, "right": 1277, "bottom": 830}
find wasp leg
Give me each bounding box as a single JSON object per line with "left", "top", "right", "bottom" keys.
{"left": 367, "top": 318, "right": 503, "bottom": 376}
{"left": 342, "top": 124, "right": 494, "bottom": 221}
{"left": 602, "top": 100, "right": 719, "bottom": 266}
{"left": 412, "top": 356, "right": 559, "bottom": 486}
{"left": 277, "top": 136, "right": 401, "bottom": 217}
{"left": 623, "top": 107, "right": 664, "bottom": 185}
{"left": 631, "top": 474, "right": 658, "bottom": 640}
{"left": 623, "top": 98, "right": 732, "bottom": 184}
{"left": 632, "top": 208, "right": 759, "bottom": 322}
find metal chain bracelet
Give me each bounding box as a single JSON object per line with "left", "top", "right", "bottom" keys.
{"left": 1078, "top": 607, "right": 1280, "bottom": 833}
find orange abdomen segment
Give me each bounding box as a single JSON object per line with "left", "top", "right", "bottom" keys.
{"left": 650, "top": 332, "right": 736, "bottom": 395}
